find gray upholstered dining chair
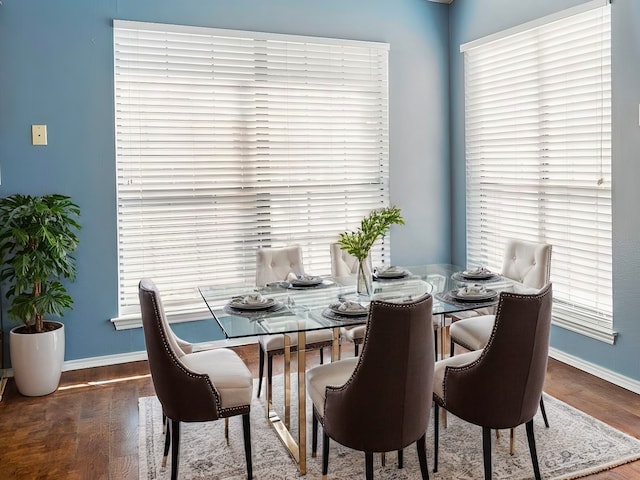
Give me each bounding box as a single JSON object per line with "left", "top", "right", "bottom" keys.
{"left": 306, "top": 293, "right": 434, "bottom": 480}
{"left": 433, "top": 284, "right": 552, "bottom": 480}
{"left": 254, "top": 245, "right": 334, "bottom": 397}
{"left": 139, "top": 278, "right": 254, "bottom": 480}
{"left": 448, "top": 239, "right": 552, "bottom": 452}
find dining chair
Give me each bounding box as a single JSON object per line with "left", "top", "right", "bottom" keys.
{"left": 330, "top": 243, "right": 372, "bottom": 356}
{"left": 138, "top": 278, "right": 254, "bottom": 480}
{"left": 449, "top": 239, "right": 552, "bottom": 351}
{"left": 306, "top": 293, "right": 434, "bottom": 480}
{"left": 433, "top": 284, "right": 552, "bottom": 480}
{"left": 255, "top": 245, "right": 334, "bottom": 398}
{"left": 448, "top": 240, "right": 551, "bottom": 453}
{"left": 330, "top": 243, "right": 441, "bottom": 359}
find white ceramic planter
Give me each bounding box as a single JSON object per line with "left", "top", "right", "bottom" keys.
{"left": 10, "top": 321, "right": 65, "bottom": 396}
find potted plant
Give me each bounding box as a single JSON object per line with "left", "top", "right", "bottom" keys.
{"left": 0, "top": 194, "right": 81, "bottom": 396}
{"left": 337, "top": 206, "right": 404, "bottom": 296}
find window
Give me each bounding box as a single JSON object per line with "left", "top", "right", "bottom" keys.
{"left": 112, "top": 21, "right": 390, "bottom": 327}
{"left": 461, "top": 1, "right": 614, "bottom": 343}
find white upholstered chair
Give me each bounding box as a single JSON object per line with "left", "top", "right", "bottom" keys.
{"left": 330, "top": 243, "right": 372, "bottom": 356}
{"left": 449, "top": 239, "right": 552, "bottom": 354}
{"left": 255, "top": 245, "right": 334, "bottom": 397}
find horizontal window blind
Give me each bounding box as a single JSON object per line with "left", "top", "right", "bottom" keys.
{"left": 462, "top": 4, "right": 614, "bottom": 342}
{"left": 113, "top": 20, "right": 390, "bottom": 322}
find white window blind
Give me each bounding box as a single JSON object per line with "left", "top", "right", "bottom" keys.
{"left": 461, "top": 2, "right": 614, "bottom": 343}
{"left": 112, "top": 20, "right": 390, "bottom": 326}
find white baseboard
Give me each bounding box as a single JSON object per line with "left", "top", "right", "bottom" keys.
{"left": 2, "top": 342, "right": 637, "bottom": 397}
{"left": 549, "top": 347, "right": 640, "bottom": 395}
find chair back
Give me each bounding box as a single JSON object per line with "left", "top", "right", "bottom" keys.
{"left": 329, "top": 242, "right": 372, "bottom": 278}
{"left": 255, "top": 245, "right": 305, "bottom": 286}
{"left": 323, "top": 294, "right": 434, "bottom": 452}
{"left": 443, "top": 284, "right": 552, "bottom": 429}
{"left": 138, "top": 278, "right": 220, "bottom": 422}
{"left": 501, "top": 239, "right": 552, "bottom": 289}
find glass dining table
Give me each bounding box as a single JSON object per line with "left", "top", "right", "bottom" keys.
{"left": 198, "top": 263, "right": 519, "bottom": 475}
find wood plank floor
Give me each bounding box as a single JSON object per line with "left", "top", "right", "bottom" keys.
{"left": 0, "top": 344, "right": 638, "bottom": 479}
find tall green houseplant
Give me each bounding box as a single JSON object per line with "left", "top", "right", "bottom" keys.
{"left": 0, "top": 194, "right": 81, "bottom": 333}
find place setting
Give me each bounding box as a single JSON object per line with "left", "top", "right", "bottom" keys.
{"left": 224, "top": 293, "right": 285, "bottom": 316}
{"left": 437, "top": 283, "right": 499, "bottom": 307}
{"left": 322, "top": 299, "right": 369, "bottom": 321}
{"left": 372, "top": 265, "right": 410, "bottom": 281}
{"left": 286, "top": 272, "right": 334, "bottom": 290}
{"left": 451, "top": 265, "right": 501, "bottom": 282}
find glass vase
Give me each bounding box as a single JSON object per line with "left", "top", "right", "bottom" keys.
{"left": 356, "top": 258, "right": 373, "bottom": 298}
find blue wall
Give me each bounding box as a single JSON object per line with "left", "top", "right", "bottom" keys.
{"left": 449, "top": 0, "right": 640, "bottom": 381}
{"left": 0, "top": 0, "right": 451, "bottom": 362}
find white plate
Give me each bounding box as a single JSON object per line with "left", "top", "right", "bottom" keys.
{"left": 450, "top": 288, "right": 498, "bottom": 302}
{"left": 329, "top": 303, "right": 368, "bottom": 317}
{"left": 228, "top": 297, "right": 276, "bottom": 311}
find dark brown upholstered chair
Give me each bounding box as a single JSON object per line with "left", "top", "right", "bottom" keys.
{"left": 139, "top": 278, "right": 254, "bottom": 480}
{"left": 306, "top": 293, "right": 434, "bottom": 480}
{"left": 432, "top": 284, "right": 552, "bottom": 480}
{"left": 255, "top": 245, "right": 333, "bottom": 397}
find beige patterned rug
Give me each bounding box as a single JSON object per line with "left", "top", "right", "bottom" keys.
{"left": 139, "top": 378, "right": 640, "bottom": 479}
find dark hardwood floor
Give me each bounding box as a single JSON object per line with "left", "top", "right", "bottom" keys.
{"left": 0, "top": 344, "right": 638, "bottom": 479}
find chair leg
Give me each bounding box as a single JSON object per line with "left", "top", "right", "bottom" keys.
{"left": 312, "top": 409, "right": 318, "bottom": 457}
{"left": 319, "top": 347, "right": 324, "bottom": 364}
{"left": 322, "top": 431, "right": 330, "bottom": 479}
{"left": 416, "top": 433, "right": 430, "bottom": 480}
{"left": 540, "top": 396, "right": 550, "bottom": 428}
{"left": 162, "top": 418, "right": 171, "bottom": 468}
{"left": 526, "top": 419, "right": 542, "bottom": 480}
{"left": 225, "top": 417, "right": 229, "bottom": 443}
{"left": 482, "top": 426, "right": 492, "bottom": 480}
{"left": 257, "top": 345, "right": 265, "bottom": 397}
{"left": 365, "top": 452, "right": 374, "bottom": 480}
{"left": 509, "top": 428, "right": 515, "bottom": 456}
{"left": 433, "top": 403, "right": 439, "bottom": 473}
{"left": 397, "top": 449, "right": 403, "bottom": 469}
{"left": 354, "top": 342, "right": 359, "bottom": 356}
{"left": 170, "top": 420, "right": 180, "bottom": 480}
{"left": 449, "top": 336, "right": 455, "bottom": 358}
{"left": 434, "top": 329, "right": 439, "bottom": 361}
{"left": 242, "top": 413, "right": 253, "bottom": 480}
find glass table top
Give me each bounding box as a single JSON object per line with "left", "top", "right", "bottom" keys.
{"left": 199, "top": 264, "right": 518, "bottom": 339}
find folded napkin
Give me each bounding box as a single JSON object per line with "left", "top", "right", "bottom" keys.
{"left": 377, "top": 265, "right": 404, "bottom": 275}
{"left": 233, "top": 293, "right": 268, "bottom": 305}
{"left": 464, "top": 266, "right": 491, "bottom": 275}
{"left": 458, "top": 285, "right": 486, "bottom": 296}
{"left": 333, "top": 300, "right": 367, "bottom": 314}
{"left": 287, "top": 272, "right": 321, "bottom": 284}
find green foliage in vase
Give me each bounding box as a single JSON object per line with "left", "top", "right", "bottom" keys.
{"left": 337, "top": 206, "right": 404, "bottom": 261}
{"left": 0, "top": 194, "right": 81, "bottom": 333}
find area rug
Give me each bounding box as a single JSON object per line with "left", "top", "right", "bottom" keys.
{"left": 139, "top": 378, "right": 640, "bottom": 479}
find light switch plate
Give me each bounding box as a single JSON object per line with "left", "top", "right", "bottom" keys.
{"left": 32, "top": 125, "right": 47, "bottom": 145}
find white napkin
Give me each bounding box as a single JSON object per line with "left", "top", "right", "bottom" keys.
{"left": 458, "top": 285, "right": 486, "bottom": 296}
{"left": 233, "top": 293, "right": 268, "bottom": 305}
{"left": 287, "top": 273, "right": 321, "bottom": 284}
{"left": 464, "top": 266, "right": 491, "bottom": 275}
{"left": 334, "top": 300, "right": 367, "bottom": 313}
{"left": 378, "top": 265, "right": 404, "bottom": 275}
